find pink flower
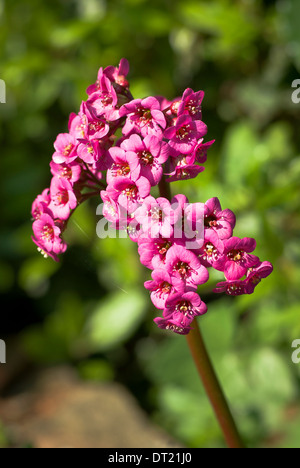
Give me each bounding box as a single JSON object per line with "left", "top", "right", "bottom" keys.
{"left": 81, "top": 102, "right": 110, "bottom": 140}
{"left": 50, "top": 161, "right": 81, "bottom": 185}
{"left": 52, "top": 133, "right": 78, "bottom": 164}
{"left": 120, "top": 97, "right": 166, "bottom": 137}
{"left": 76, "top": 139, "right": 103, "bottom": 166}
{"left": 86, "top": 76, "right": 120, "bottom": 121}
{"left": 49, "top": 177, "right": 77, "bottom": 220}
{"left": 192, "top": 139, "right": 215, "bottom": 164}
{"left": 138, "top": 236, "right": 184, "bottom": 270}
{"left": 245, "top": 261, "right": 273, "bottom": 293}
{"left": 121, "top": 134, "right": 169, "bottom": 186}
{"left": 197, "top": 230, "right": 224, "bottom": 268}
{"left": 106, "top": 146, "right": 140, "bottom": 185}
{"left": 166, "top": 154, "right": 205, "bottom": 182}
{"left": 177, "top": 88, "right": 204, "bottom": 120}
{"left": 214, "top": 237, "right": 260, "bottom": 281}
{"left": 144, "top": 269, "right": 185, "bottom": 310}
{"left": 68, "top": 111, "right": 88, "bottom": 139}
{"left": 163, "top": 291, "right": 207, "bottom": 319}
{"left": 134, "top": 196, "right": 178, "bottom": 238}
{"left": 213, "top": 279, "right": 247, "bottom": 296}
{"left": 153, "top": 314, "right": 194, "bottom": 335}
{"left": 100, "top": 190, "right": 127, "bottom": 227}
{"left": 32, "top": 213, "right": 67, "bottom": 256}
{"left": 31, "top": 189, "right": 51, "bottom": 220}
{"left": 107, "top": 175, "right": 151, "bottom": 214}
{"left": 164, "top": 115, "right": 207, "bottom": 154}
{"left": 165, "top": 244, "right": 209, "bottom": 288}
{"left": 204, "top": 197, "right": 236, "bottom": 240}
{"left": 103, "top": 58, "right": 130, "bottom": 88}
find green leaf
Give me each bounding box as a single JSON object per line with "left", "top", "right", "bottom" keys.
{"left": 85, "top": 288, "right": 147, "bottom": 351}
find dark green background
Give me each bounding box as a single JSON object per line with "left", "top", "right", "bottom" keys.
{"left": 1, "top": 0, "right": 300, "bottom": 448}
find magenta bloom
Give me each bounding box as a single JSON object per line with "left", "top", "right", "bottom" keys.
{"left": 121, "top": 134, "right": 169, "bottom": 186}
{"left": 245, "top": 261, "right": 273, "bottom": 293}
{"left": 213, "top": 279, "right": 248, "bottom": 296}
{"left": 134, "top": 196, "right": 178, "bottom": 238}
{"left": 144, "top": 269, "right": 185, "bottom": 310}
{"left": 120, "top": 97, "right": 166, "bottom": 138}
{"left": 32, "top": 213, "right": 67, "bottom": 256}
{"left": 214, "top": 237, "right": 260, "bottom": 280}
{"left": 153, "top": 314, "right": 194, "bottom": 335}
{"left": 164, "top": 115, "right": 207, "bottom": 154}
{"left": 165, "top": 244, "right": 209, "bottom": 288}
{"left": 107, "top": 175, "right": 151, "bottom": 214}
{"left": 86, "top": 76, "right": 120, "bottom": 121}
{"left": 204, "top": 197, "right": 236, "bottom": 240}
{"left": 104, "top": 58, "right": 130, "bottom": 87}
{"left": 68, "top": 111, "right": 88, "bottom": 139}
{"left": 177, "top": 88, "right": 204, "bottom": 120}
{"left": 52, "top": 133, "right": 78, "bottom": 164}
{"left": 50, "top": 161, "right": 81, "bottom": 185}
{"left": 106, "top": 146, "right": 140, "bottom": 185}
{"left": 76, "top": 139, "right": 102, "bottom": 166}
{"left": 192, "top": 139, "right": 215, "bottom": 164}
{"left": 49, "top": 177, "right": 77, "bottom": 220}
{"left": 197, "top": 230, "right": 224, "bottom": 268}
{"left": 31, "top": 189, "right": 51, "bottom": 220}
{"left": 213, "top": 261, "right": 273, "bottom": 296}
{"left": 167, "top": 155, "right": 205, "bottom": 182}
{"left": 163, "top": 291, "right": 207, "bottom": 319}
{"left": 138, "top": 236, "right": 184, "bottom": 270}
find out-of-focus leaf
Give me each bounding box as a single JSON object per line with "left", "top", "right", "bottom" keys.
{"left": 85, "top": 288, "right": 147, "bottom": 351}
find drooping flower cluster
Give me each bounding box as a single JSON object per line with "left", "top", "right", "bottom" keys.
{"left": 31, "top": 58, "right": 273, "bottom": 334}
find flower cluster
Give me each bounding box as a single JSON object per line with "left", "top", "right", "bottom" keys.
{"left": 31, "top": 58, "right": 273, "bottom": 334}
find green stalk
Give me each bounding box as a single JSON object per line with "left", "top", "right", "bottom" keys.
{"left": 186, "top": 319, "right": 245, "bottom": 448}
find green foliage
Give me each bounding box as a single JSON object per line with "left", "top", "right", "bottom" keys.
{"left": 1, "top": 0, "right": 300, "bottom": 448}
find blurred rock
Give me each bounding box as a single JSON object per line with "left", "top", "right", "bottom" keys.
{"left": 0, "top": 366, "right": 182, "bottom": 448}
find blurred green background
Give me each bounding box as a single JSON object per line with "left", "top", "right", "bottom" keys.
{"left": 1, "top": 0, "right": 300, "bottom": 448}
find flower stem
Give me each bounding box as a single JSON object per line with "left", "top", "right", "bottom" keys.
{"left": 186, "top": 319, "right": 245, "bottom": 448}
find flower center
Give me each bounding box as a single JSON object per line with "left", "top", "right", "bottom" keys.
{"left": 174, "top": 261, "right": 190, "bottom": 279}
{"left": 226, "top": 283, "right": 243, "bottom": 295}
{"left": 63, "top": 144, "right": 74, "bottom": 157}
{"left": 204, "top": 214, "right": 218, "bottom": 228}
{"left": 123, "top": 186, "right": 138, "bottom": 200}
{"left": 112, "top": 163, "right": 130, "bottom": 177}
{"left": 139, "top": 150, "right": 154, "bottom": 166}
{"left": 54, "top": 190, "right": 69, "bottom": 206}
{"left": 137, "top": 107, "right": 151, "bottom": 123}
{"left": 41, "top": 224, "right": 54, "bottom": 241}
{"left": 176, "top": 125, "right": 191, "bottom": 140}
{"left": 157, "top": 240, "right": 172, "bottom": 256}
{"left": 228, "top": 249, "right": 243, "bottom": 262}
{"left": 160, "top": 281, "right": 171, "bottom": 294}
{"left": 89, "top": 120, "right": 105, "bottom": 132}
{"left": 186, "top": 99, "right": 201, "bottom": 116}
{"left": 101, "top": 93, "right": 113, "bottom": 106}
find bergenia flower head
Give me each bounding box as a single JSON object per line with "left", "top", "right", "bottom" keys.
{"left": 31, "top": 57, "right": 273, "bottom": 336}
